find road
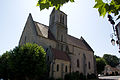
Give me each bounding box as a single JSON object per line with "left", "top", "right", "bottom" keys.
{"left": 99, "top": 76, "right": 120, "bottom": 80}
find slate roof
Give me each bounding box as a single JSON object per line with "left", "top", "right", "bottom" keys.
{"left": 51, "top": 48, "right": 70, "bottom": 61}
{"left": 34, "top": 20, "right": 93, "bottom": 52}
{"left": 34, "top": 21, "right": 56, "bottom": 41}
{"left": 67, "top": 35, "right": 94, "bottom": 52}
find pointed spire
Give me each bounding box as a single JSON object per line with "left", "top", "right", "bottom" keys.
{"left": 27, "top": 13, "right": 34, "bottom": 21}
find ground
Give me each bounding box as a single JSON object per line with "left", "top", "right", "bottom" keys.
{"left": 99, "top": 76, "right": 120, "bottom": 80}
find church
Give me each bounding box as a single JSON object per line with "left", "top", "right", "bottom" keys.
{"left": 19, "top": 8, "right": 96, "bottom": 79}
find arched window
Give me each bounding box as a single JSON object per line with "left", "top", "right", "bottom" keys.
{"left": 77, "top": 59, "right": 79, "bottom": 68}
{"left": 88, "top": 62, "right": 91, "bottom": 69}
{"left": 57, "top": 64, "right": 59, "bottom": 72}
{"left": 60, "top": 14, "right": 62, "bottom": 23}
{"left": 61, "top": 44, "right": 63, "bottom": 51}
{"left": 62, "top": 15, "right": 64, "bottom": 24}
{"left": 25, "top": 36, "right": 26, "bottom": 42}
{"left": 60, "top": 14, "right": 64, "bottom": 24}
{"left": 61, "top": 35, "right": 63, "bottom": 41}
{"left": 65, "top": 65, "right": 67, "bottom": 72}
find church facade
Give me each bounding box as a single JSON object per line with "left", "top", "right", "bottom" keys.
{"left": 19, "top": 8, "right": 96, "bottom": 79}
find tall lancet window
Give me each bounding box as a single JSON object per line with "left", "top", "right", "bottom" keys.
{"left": 61, "top": 35, "right": 63, "bottom": 42}
{"left": 60, "top": 14, "right": 64, "bottom": 24}
{"left": 77, "top": 59, "right": 79, "bottom": 68}
{"left": 60, "top": 14, "right": 62, "bottom": 23}
{"left": 62, "top": 15, "right": 64, "bottom": 24}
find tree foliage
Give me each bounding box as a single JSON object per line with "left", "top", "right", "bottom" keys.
{"left": 37, "top": 0, "right": 74, "bottom": 10}
{"left": 94, "top": 0, "right": 120, "bottom": 20}
{"left": 103, "top": 54, "right": 119, "bottom": 67}
{"left": 37, "top": 0, "right": 120, "bottom": 20}
{"left": 0, "top": 43, "right": 47, "bottom": 80}
{"left": 96, "top": 57, "right": 106, "bottom": 74}
{"left": 0, "top": 51, "right": 10, "bottom": 80}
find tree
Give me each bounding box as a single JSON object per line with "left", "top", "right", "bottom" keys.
{"left": 94, "top": 0, "right": 120, "bottom": 20}
{"left": 0, "top": 43, "right": 47, "bottom": 80}
{"left": 0, "top": 51, "right": 10, "bottom": 80}
{"left": 37, "top": 0, "right": 120, "bottom": 20}
{"left": 96, "top": 57, "right": 106, "bottom": 74}
{"left": 103, "top": 54, "right": 119, "bottom": 67}
{"left": 37, "top": 0, "right": 74, "bottom": 10}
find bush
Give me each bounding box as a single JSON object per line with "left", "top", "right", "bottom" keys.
{"left": 87, "top": 73, "right": 97, "bottom": 79}
{"left": 106, "top": 72, "right": 109, "bottom": 76}
{"left": 64, "top": 73, "right": 73, "bottom": 80}
{"left": 115, "top": 71, "right": 118, "bottom": 76}
{"left": 47, "top": 77, "right": 55, "bottom": 80}
{"left": 79, "top": 73, "right": 86, "bottom": 80}
{"left": 56, "top": 78, "right": 63, "bottom": 80}
{"left": 64, "top": 72, "right": 87, "bottom": 80}
{"left": 112, "top": 72, "right": 115, "bottom": 76}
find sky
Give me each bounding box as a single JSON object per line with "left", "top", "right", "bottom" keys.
{"left": 0, "top": 0, "right": 120, "bottom": 57}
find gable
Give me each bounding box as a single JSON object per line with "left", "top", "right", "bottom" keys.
{"left": 80, "top": 36, "right": 94, "bottom": 52}
{"left": 19, "top": 13, "right": 37, "bottom": 45}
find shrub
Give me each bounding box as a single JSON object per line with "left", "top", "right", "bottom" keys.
{"left": 56, "top": 78, "right": 63, "bottom": 80}
{"left": 64, "top": 72, "right": 87, "bottom": 80}
{"left": 87, "top": 73, "right": 97, "bottom": 79}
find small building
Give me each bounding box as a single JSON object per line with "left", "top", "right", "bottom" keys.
{"left": 19, "top": 8, "right": 96, "bottom": 79}
{"left": 103, "top": 65, "right": 120, "bottom": 75}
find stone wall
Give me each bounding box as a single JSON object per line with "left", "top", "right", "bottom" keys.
{"left": 50, "top": 59, "right": 70, "bottom": 79}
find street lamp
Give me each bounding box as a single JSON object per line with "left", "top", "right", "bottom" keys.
{"left": 110, "top": 33, "right": 116, "bottom": 46}
{"left": 111, "top": 38, "right": 115, "bottom": 46}
{"left": 108, "top": 14, "right": 120, "bottom": 52}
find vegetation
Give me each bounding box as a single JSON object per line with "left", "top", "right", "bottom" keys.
{"left": 0, "top": 43, "right": 47, "bottom": 80}
{"left": 37, "top": 0, "right": 74, "bottom": 10}
{"left": 64, "top": 71, "right": 97, "bottom": 80}
{"left": 96, "top": 57, "right": 106, "bottom": 74}
{"left": 94, "top": 0, "right": 120, "bottom": 20}
{"left": 103, "top": 54, "right": 119, "bottom": 67}
{"left": 95, "top": 54, "right": 119, "bottom": 75}
{"left": 37, "top": 0, "right": 120, "bottom": 20}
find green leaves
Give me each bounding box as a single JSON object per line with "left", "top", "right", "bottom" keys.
{"left": 0, "top": 43, "right": 47, "bottom": 80}
{"left": 37, "top": 0, "right": 74, "bottom": 10}
{"left": 94, "top": 0, "right": 120, "bottom": 20}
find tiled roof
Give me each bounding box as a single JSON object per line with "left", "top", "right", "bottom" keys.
{"left": 51, "top": 48, "right": 70, "bottom": 61}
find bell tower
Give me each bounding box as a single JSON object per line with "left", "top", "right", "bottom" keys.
{"left": 49, "top": 8, "right": 68, "bottom": 42}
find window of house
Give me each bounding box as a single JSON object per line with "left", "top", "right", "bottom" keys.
{"left": 88, "top": 62, "right": 91, "bottom": 69}
{"left": 61, "top": 44, "right": 63, "bottom": 51}
{"left": 77, "top": 59, "right": 79, "bottom": 68}
{"left": 61, "top": 35, "right": 63, "bottom": 42}
{"left": 60, "top": 14, "right": 64, "bottom": 24}
{"left": 51, "top": 15, "right": 55, "bottom": 24}
{"left": 25, "top": 36, "right": 26, "bottom": 42}
{"left": 60, "top": 14, "right": 62, "bottom": 23}
{"left": 65, "top": 65, "right": 68, "bottom": 72}
{"left": 62, "top": 15, "right": 64, "bottom": 24}
{"left": 57, "top": 64, "right": 59, "bottom": 72}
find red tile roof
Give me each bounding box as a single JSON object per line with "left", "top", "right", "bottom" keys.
{"left": 51, "top": 48, "right": 70, "bottom": 61}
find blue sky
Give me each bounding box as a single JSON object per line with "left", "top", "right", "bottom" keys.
{"left": 0, "top": 0, "right": 120, "bottom": 57}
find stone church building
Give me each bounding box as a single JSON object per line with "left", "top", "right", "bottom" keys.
{"left": 19, "top": 8, "right": 96, "bottom": 79}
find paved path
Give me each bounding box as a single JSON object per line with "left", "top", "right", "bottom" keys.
{"left": 99, "top": 76, "right": 120, "bottom": 80}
